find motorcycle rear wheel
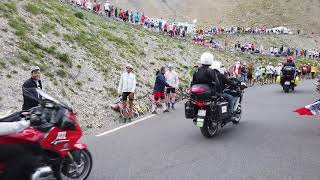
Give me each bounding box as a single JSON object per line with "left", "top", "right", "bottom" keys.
{"left": 232, "top": 105, "right": 242, "bottom": 124}
{"left": 56, "top": 149, "right": 93, "bottom": 180}
{"left": 200, "top": 120, "right": 218, "bottom": 138}
{"left": 283, "top": 85, "right": 290, "bottom": 93}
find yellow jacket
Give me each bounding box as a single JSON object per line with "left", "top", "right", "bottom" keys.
{"left": 311, "top": 66, "right": 317, "bottom": 73}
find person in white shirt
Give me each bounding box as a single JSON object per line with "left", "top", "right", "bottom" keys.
{"left": 104, "top": 1, "right": 110, "bottom": 16}
{"left": 274, "top": 63, "right": 282, "bottom": 83}
{"left": 255, "top": 65, "right": 263, "bottom": 85}
{"left": 266, "top": 63, "right": 273, "bottom": 84}
{"left": 118, "top": 64, "right": 136, "bottom": 122}
{"left": 165, "top": 64, "right": 179, "bottom": 109}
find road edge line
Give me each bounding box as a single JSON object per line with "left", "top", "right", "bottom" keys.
{"left": 95, "top": 114, "right": 156, "bottom": 137}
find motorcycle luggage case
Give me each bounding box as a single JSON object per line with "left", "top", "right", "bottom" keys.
{"left": 217, "top": 101, "right": 229, "bottom": 116}
{"left": 184, "top": 101, "right": 196, "bottom": 119}
{"left": 190, "top": 84, "right": 213, "bottom": 101}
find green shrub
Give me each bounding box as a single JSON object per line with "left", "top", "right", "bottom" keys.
{"left": 57, "top": 53, "right": 72, "bottom": 67}
{"left": 43, "top": 46, "right": 56, "bottom": 54}
{"left": 8, "top": 16, "right": 29, "bottom": 37}
{"left": 63, "top": 34, "right": 74, "bottom": 43}
{"left": 12, "top": 70, "right": 18, "bottom": 74}
{"left": 107, "top": 88, "right": 118, "bottom": 97}
{"left": 159, "top": 57, "right": 170, "bottom": 61}
{"left": 76, "top": 64, "right": 82, "bottom": 69}
{"left": 53, "top": 80, "right": 58, "bottom": 86}
{"left": 0, "top": 61, "right": 5, "bottom": 69}
{"left": 75, "top": 81, "right": 82, "bottom": 87}
{"left": 177, "top": 44, "right": 185, "bottom": 50}
{"left": 6, "top": 74, "right": 12, "bottom": 78}
{"left": 39, "top": 21, "right": 56, "bottom": 33}
{"left": 74, "top": 12, "right": 84, "bottom": 19}
{"left": 25, "top": 3, "right": 41, "bottom": 15}
{"left": 0, "top": 2, "right": 17, "bottom": 15}
{"left": 56, "top": 69, "right": 67, "bottom": 78}
{"left": 19, "top": 52, "right": 31, "bottom": 63}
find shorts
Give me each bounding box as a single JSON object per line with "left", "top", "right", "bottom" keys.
{"left": 256, "top": 75, "right": 262, "bottom": 80}
{"left": 266, "top": 73, "right": 272, "bottom": 78}
{"left": 154, "top": 91, "right": 165, "bottom": 100}
{"left": 122, "top": 92, "right": 134, "bottom": 101}
{"left": 166, "top": 88, "right": 176, "bottom": 94}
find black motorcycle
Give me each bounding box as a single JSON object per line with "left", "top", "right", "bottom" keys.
{"left": 281, "top": 66, "right": 296, "bottom": 93}
{"left": 185, "top": 80, "right": 247, "bottom": 138}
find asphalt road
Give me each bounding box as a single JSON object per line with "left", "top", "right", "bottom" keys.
{"left": 85, "top": 80, "right": 320, "bottom": 180}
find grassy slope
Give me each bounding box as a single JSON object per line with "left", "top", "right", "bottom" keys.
{"left": 0, "top": 0, "right": 317, "bottom": 130}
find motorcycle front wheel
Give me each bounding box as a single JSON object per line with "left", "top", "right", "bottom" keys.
{"left": 200, "top": 120, "right": 218, "bottom": 138}
{"left": 56, "top": 149, "right": 93, "bottom": 180}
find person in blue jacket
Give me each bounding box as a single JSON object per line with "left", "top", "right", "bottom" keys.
{"left": 151, "top": 67, "right": 171, "bottom": 114}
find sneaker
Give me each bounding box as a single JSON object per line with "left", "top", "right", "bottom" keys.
{"left": 163, "top": 109, "right": 170, "bottom": 113}
{"left": 152, "top": 111, "right": 158, "bottom": 114}
{"left": 127, "top": 118, "right": 132, "bottom": 123}
{"left": 122, "top": 118, "right": 127, "bottom": 123}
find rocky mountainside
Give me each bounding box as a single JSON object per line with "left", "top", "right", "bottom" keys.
{"left": 0, "top": 0, "right": 318, "bottom": 133}
{"left": 100, "top": 0, "right": 320, "bottom": 34}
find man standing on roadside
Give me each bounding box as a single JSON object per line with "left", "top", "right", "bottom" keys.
{"left": 22, "top": 66, "right": 43, "bottom": 110}
{"left": 152, "top": 67, "right": 171, "bottom": 114}
{"left": 118, "top": 64, "right": 136, "bottom": 123}
{"left": 165, "top": 64, "right": 179, "bottom": 110}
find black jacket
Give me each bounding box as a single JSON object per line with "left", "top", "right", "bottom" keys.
{"left": 191, "top": 66, "right": 218, "bottom": 86}
{"left": 154, "top": 73, "right": 170, "bottom": 91}
{"left": 283, "top": 62, "right": 296, "bottom": 68}
{"left": 215, "top": 70, "right": 237, "bottom": 93}
{"left": 191, "top": 67, "right": 236, "bottom": 94}
{"left": 22, "top": 78, "right": 42, "bottom": 110}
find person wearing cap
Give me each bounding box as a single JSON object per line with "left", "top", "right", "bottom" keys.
{"left": 118, "top": 63, "right": 136, "bottom": 122}
{"left": 22, "top": 66, "right": 42, "bottom": 110}
{"left": 165, "top": 63, "right": 179, "bottom": 109}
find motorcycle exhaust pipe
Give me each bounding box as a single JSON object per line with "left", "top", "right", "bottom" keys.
{"left": 31, "top": 166, "right": 55, "bottom": 180}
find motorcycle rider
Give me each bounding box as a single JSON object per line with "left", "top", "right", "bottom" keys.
{"left": 191, "top": 52, "right": 238, "bottom": 116}
{"left": 0, "top": 117, "right": 40, "bottom": 180}
{"left": 281, "top": 56, "right": 296, "bottom": 85}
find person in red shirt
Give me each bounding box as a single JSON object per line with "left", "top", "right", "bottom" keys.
{"left": 163, "top": 23, "right": 168, "bottom": 33}
{"left": 251, "top": 43, "right": 255, "bottom": 52}
{"left": 140, "top": 13, "right": 145, "bottom": 25}
{"left": 173, "top": 24, "right": 177, "bottom": 36}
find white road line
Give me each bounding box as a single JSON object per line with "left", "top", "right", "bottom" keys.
{"left": 95, "top": 114, "right": 156, "bottom": 137}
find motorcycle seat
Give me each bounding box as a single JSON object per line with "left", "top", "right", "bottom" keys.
{"left": 0, "top": 111, "right": 21, "bottom": 122}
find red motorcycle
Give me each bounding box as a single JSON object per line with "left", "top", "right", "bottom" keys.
{"left": 0, "top": 89, "right": 92, "bottom": 180}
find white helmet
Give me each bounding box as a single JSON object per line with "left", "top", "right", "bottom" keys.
{"left": 200, "top": 52, "right": 214, "bottom": 66}
{"left": 210, "top": 60, "right": 223, "bottom": 73}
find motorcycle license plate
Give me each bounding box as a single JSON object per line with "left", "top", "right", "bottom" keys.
{"left": 196, "top": 118, "right": 204, "bottom": 127}
{"left": 284, "top": 81, "right": 290, "bottom": 85}
{"left": 221, "top": 106, "right": 227, "bottom": 113}
{"left": 198, "top": 110, "right": 206, "bottom": 117}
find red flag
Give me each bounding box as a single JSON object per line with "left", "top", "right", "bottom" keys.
{"left": 294, "top": 99, "right": 320, "bottom": 116}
